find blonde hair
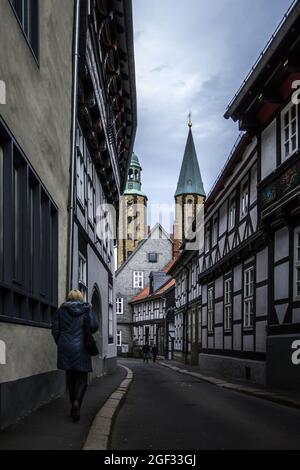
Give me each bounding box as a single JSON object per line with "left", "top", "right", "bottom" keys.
{"left": 67, "top": 290, "right": 84, "bottom": 302}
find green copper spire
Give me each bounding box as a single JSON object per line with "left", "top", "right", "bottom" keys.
{"left": 175, "top": 122, "right": 206, "bottom": 198}
{"left": 124, "top": 153, "right": 147, "bottom": 198}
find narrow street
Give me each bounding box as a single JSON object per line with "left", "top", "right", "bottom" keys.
{"left": 110, "top": 359, "right": 300, "bottom": 451}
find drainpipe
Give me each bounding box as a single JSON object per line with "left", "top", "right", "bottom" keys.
{"left": 67, "top": 0, "right": 81, "bottom": 294}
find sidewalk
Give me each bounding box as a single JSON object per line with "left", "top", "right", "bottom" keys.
{"left": 0, "top": 366, "right": 126, "bottom": 450}
{"left": 159, "top": 360, "right": 300, "bottom": 411}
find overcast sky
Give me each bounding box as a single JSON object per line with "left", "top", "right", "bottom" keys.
{"left": 131, "top": 0, "right": 294, "bottom": 231}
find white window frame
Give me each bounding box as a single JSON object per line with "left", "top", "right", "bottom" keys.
{"left": 228, "top": 196, "right": 236, "bottom": 230}
{"left": 78, "top": 252, "right": 87, "bottom": 301}
{"left": 224, "top": 278, "right": 232, "bottom": 331}
{"left": 282, "top": 101, "right": 298, "bottom": 160}
{"left": 208, "top": 286, "right": 214, "bottom": 333}
{"left": 76, "top": 150, "right": 85, "bottom": 205}
{"left": 133, "top": 271, "right": 144, "bottom": 289}
{"left": 87, "top": 177, "right": 94, "bottom": 223}
{"left": 116, "top": 297, "right": 124, "bottom": 315}
{"left": 212, "top": 216, "right": 218, "bottom": 247}
{"left": 240, "top": 179, "right": 249, "bottom": 219}
{"left": 117, "top": 330, "right": 122, "bottom": 347}
{"left": 294, "top": 229, "right": 300, "bottom": 300}
{"left": 205, "top": 226, "right": 211, "bottom": 253}
{"left": 244, "top": 267, "right": 254, "bottom": 329}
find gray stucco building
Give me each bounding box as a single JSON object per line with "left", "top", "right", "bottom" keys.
{"left": 0, "top": 0, "right": 74, "bottom": 429}
{"left": 115, "top": 223, "right": 173, "bottom": 354}
{"left": 0, "top": 0, "right": 137, "bottom": 429}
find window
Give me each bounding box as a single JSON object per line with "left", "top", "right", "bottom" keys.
{"left": 133, "top": 271, "right": 144, "bottom": 289}
{"left": 205, "top": 226, "right": 211, "bottom": 253}
{"left": 13, "top": 163, "right": 22, "bottom": 282}
{"left": 240, "top": 180, "right": 249, "bottom": 219}
{"left": 76, "top": 150, "right": 85, "bottom": 204}
{"left": 78, "top": 253, "right": 87, "bottom": 301}
{"left": 117, "top": 330, "right": 122, "bottom": 347}
{"left": 148, "top": 252, "right": 158, "bottom": 263}
{"left": 0, "top": 145, "right": 3, "bottom": 280}
{"left": 224, "top": 278, "right": 232, "bottom": 331}
{"left": 212, "top": 216, "right": 218, "bottom": 246}
{"left": 0, "top": 127, "right": 58, "bottom": 326}
{"left": 116, "top": 297, "right": 124, "bottom": 315}
{"left": 11, "top": 0, "right": 39, "bottom": 60}
{"left": 282, "top": 102, "right": 298, "bottom": 159}
{"left": 87, "top": 178, "right": 94, "bottom": 222}
{"left": 294, "top": 230, "right": 300, "bottom": 299}
{"left": 244, "top": 267, "right": 254, "bottom": 328}
{"left": 87, "top": 152, "right": 94, "bottom": 222}
{"left": 208, "top": 286, "right": 214, "bottom": 333}
{"left": 108, "top": 285, "right": 114, "bottom": 343}
{"left": 228, "top": 196, "right": 236, "bottom": 230}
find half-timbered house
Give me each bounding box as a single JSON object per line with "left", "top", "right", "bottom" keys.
{"left": 224, "top": 0, "right": 300, "bottom": 390}
{"left": 130, "top": 270, "right": 175, "bottom": 356}
{"left": 170, "top": 134, "right": 268, "bottom": 383}
{"left": 198, "top": 135, "right": 268, "bottom": 383}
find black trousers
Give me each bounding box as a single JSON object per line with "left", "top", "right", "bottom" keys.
{"left": 66, "top": 371, "right": 88, "bottom": 407}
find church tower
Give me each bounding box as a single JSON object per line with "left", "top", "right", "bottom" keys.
{"left": 174, "top": 118, "right": 206, "bottom": 256}
{"left": 118, "top": 153, "right": 148, "bottom": 268}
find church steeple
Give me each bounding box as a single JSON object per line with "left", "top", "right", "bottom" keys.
{"left": 124, "top": 152, "right": 147, "bottom": 197}
{"left": 173, "top": 121, "right": 206, "bottom": 256}
{"left": 175, "top": 123, "right": 205, "bottom": 198}
{"left": 118, "top": 153, "right": 148, "bottom": 268}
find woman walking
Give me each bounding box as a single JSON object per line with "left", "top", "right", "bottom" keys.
{"left": 51, "top": 290, "right": 98, "bottom": 422}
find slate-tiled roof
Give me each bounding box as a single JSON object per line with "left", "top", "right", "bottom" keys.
{"left": 175, "top": 127, "right": 206, "bottom": 197}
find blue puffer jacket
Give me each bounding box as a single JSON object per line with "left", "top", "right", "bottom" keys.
{"left": 51, "top": 301, "right": 99, "bottom": 372}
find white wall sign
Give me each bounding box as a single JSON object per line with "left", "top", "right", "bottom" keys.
{"left": 0, "top": 340, "right": 6, "bottom": 365}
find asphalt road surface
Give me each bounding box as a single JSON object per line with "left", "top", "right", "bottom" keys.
{"left": 110, "top": 359, "right": 300, "bottom": 450}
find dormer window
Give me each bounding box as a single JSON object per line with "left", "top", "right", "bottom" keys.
{"left": 282, "top": 102, "right": 298, "bottom": 160}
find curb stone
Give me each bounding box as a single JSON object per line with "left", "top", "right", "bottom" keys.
{"left": 159, "top": 361, "right": 300, "bottom": 411}
{"left": 83, "top": 365, "right": 133, "bottom": 451}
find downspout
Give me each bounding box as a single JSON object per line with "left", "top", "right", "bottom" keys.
{"left": 67, "top": 0, "right": 81, "bottom": 294}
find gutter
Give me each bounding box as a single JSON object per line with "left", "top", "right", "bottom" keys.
{"left": 67, "top": 0, "right": 80, "bottom": 294}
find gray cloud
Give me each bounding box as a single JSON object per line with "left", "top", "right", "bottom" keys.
{"left": 132, "top": 0, "right": 293, "bottom": 231}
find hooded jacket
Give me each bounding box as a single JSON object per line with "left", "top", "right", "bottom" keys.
{"left": 51, "top": 301, "right": 99, "bottom": 372}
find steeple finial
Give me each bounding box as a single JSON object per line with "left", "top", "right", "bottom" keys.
{"left": 188, "top": 112, "right": 192, "bottom": 128}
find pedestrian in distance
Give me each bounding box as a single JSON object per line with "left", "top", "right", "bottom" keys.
{"left": 51, "top": 290, "right": 99, "bottom": 422}
{"left": 142, "top": 343, "right": 150, "bottom": 363}
{"left": 152, "top": 344, "right": 158, "bottom": 363}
